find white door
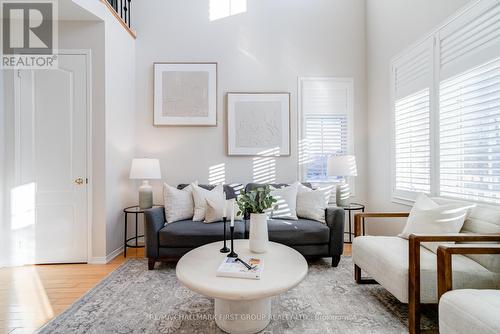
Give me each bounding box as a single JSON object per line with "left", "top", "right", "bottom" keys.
{"left": 14, "top": 53, "right": 89, "bottom": 264}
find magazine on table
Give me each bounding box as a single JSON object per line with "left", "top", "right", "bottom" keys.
{"left": 216, "top": 257, "right": 263, "bottom": 280}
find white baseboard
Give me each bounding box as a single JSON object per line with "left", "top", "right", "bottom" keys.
{"left": 106, "top": 246, "right": 124, "bottom": 263}
{"left": 88, "top": 246, "right": 124, "bottom": 264}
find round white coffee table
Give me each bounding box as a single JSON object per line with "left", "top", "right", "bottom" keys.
{"left": 176, "top": 240, "right": 308, "bottom": 334}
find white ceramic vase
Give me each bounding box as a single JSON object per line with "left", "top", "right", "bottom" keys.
{"left": 249, "top": 213, "right": 269, "bottom": 253}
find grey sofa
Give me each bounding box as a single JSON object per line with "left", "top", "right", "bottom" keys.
{"left": 144, "top": 183, "right": 345, "bottom": 270}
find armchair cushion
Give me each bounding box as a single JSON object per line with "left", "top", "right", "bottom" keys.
{"left": 352, "top": 236, "right": 500, "bottom": 303}
{"left": 439, "top": 289, "right": 500, "bottom": 334}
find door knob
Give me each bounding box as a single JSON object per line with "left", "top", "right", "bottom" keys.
{"left": 75, "top": 178, "right": 84, "bottom": 185}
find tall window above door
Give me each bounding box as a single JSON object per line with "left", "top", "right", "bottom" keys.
{"left": 299, "top": 77, "right": 354, "bottom": 183}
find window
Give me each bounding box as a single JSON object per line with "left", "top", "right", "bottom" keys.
{"left": 392, "top": 38, "right": 433, "bottom": 200}
{"left": 391, "top": 0, "right": 500, "bottom": 204}
{"left": 394, "top": 89, "right": 431, "bottom": 194}
{"left": 439, "top": 58, "right": 500, "bottom": 203}
{"left": 299, "top": 78, "right": 353, "bottom": 182}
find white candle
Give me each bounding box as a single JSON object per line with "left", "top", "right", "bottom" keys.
{"left": 222, "top": 199, "right": 227, "bottom": 218}
{"left": 230, "top": 199, "right": 235, "bottom": 227}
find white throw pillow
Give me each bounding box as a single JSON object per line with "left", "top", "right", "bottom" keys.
{"left": 205, "top": 198, "right": 243, "bottom": 223}
{"left": 163, "top": 183, "right": 196, "bottom": 224}
{"left": 270, "top": 183, "right": 299, "bottom": 220}
{"left": 296, "top": 184, "right": 333, "bottom": 223}
{"left": 205, "top": 198, "right": 225, "bottom": 223}
{"left": 399, "top": 193, "right": 474, "bottom": 251}
{"left": 192, "top": 184, "right": 225, "bottom": 221}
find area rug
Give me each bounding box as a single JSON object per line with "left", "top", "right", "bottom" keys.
{"left": 37, "top": 257, "right": 437, "bottom": 333}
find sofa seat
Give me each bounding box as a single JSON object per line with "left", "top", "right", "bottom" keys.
{"left": 439, "top": 289, "right": 500, "bottom": 334}
{"left": 159, "top": 220, "right": 245, "bottom": 248}
{"left": 245, "top": 219, "right": 330, "bottom": 246}
{"left": 352, "top": 236, "right": 500, "bottom": 303}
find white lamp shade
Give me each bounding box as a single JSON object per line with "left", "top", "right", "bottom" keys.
{"left": 327, "top": 155, "right": 358, "bottom": 177}
{"left": 129, "top": 158, "right": 162, "bottom": 180}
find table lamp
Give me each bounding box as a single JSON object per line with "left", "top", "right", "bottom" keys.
{"left": 327, "top": 155, "right": 357, "bottom": 207}
{"left": 129, "top": 158, "right": 161, "bottom": 209}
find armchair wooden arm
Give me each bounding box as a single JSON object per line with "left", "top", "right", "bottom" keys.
{"left": 437, "top": 244, "right": 500, "bottom": 300}
{"left": 353, "top": 212, "right": 409, "bottom": 284}
{"left": 408, "top": 233, "right": 500, "bottom": 334}
{"left": 353, "top": 212, "right": 409, "bottom": 237}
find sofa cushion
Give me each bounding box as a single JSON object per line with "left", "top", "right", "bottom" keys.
{"left": 159, "top": 220, "right": 245, "bottom": 248}
{"left": 439, "top": 289, "right": 500, "bottom": 334}
{"left": 245, "top": 219, "right": 330, "bottom": 246}
{"left": 352, "top": 236, "right": 500, "bottom": 303}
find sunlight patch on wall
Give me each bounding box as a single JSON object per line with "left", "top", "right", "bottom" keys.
{"left": 209, "top": 0, "right": 247, "bottom": 21}
{"left": 209, "top": 163, "right": 226, "bottom": 185}
{"left": 252, "top": 147, "right": 279, "bottom": 183}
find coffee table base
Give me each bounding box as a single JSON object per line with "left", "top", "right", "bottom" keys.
{"left": 214, "top": 297, "right": 271, "bottom": 334}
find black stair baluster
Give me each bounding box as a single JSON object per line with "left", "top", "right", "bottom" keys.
{"left": 128, "top": 0, "right": 131, "bottom": 27}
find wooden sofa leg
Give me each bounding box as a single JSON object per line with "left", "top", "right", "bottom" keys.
{"left": 148, "top": 258, "right": 156, "bottom": 270}
{"left": 331, "top": 255, "right": 341, "bottom": 267}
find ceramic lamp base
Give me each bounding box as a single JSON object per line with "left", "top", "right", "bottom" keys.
{"left": 139, "top": 180, "right": 153, "bottom": 209}
{"left": 336, "top": 182, "right": 350, "bottom": 207}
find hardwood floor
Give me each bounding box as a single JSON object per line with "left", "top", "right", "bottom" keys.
{"left": 0, "top": 245, "right": 352, "bottom": 334}
{"left": 0, "top": 248, "right": 143, "bottom": 334}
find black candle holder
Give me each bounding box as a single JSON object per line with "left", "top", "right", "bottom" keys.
{"left": 227, "top": 225, "right": 238, "bottom": 258}
{"left": 220, "top": 217, "right": 230, "bottom": 253}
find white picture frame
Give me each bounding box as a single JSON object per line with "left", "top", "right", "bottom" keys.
{"left": 227, "top": 93, "right": 290, "bottom": 156}
{"left": 154, "top": 62, "right": 217, "bottom": 126}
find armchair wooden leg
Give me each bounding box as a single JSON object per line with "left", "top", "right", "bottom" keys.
{"left": 355, "top": 264, "right": 361, "bottom": 283}
{"left": 408, "top": 237, "right": 421, "bottom": 334}
{"left": 354, "top": 264, "right": 377, "bottom": 284}
{"left": 148, "top": 258, "right": 156, "bottom": 270}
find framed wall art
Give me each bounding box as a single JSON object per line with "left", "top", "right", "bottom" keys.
{"left": 227, "top": 92, "right": 290, "bottom": 156}
{"left": 153, "top": 62, "right": 217, "bottom": 126}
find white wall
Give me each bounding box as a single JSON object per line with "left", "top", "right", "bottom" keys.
{"left": 365, "top": 0, "right": 470, "bottom": 235}
{"left": 0, "top": 63, "right": 6, "bottom": 267}
{"left": 134, "top": 0, "right": 368, "bottom": 204}
{"left": 104, "top": 14, "right": 137, "bottom": 256}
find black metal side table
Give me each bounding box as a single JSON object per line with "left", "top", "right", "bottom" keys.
{"left": 338, "top": 203, "right": 365, "bottom": 243}
{"left": 123, "top": 205, "right": 163, "bottom": 257}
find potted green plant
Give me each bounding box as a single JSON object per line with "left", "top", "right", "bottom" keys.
{"left": 236, "top": 186, "right": 277, "bottom": 253}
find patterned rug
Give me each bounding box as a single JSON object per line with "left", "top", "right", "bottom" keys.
{"left": 37, "top": 257, "right": 438, "bottom": 333}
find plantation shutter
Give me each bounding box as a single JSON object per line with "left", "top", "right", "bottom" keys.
{"left": 392, "top": 38, "right": 433, "bottom": 198}
{"left": 437, "top": 0, "right": 500, "bottom": 204}
{"left": 300, "top": 78, "right": 352, "bottom": 182}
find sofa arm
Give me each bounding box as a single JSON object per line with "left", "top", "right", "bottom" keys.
{"left": 326, "top": 207, "right": 345, "bottom": 257}
{"left": 144, "top": 207, "right": 166, "bottom": 258}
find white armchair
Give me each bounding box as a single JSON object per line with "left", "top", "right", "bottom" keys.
{"left": 351, "top": 201, "right": 500, "bottom": 334}
{"left": 437, "top": 244, "right": 500, "bottom": 334}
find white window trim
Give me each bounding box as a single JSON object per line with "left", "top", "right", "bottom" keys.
{"left": 297, "top": 77, "right": 355, "bottom": 193}
{"left": 390, "top": 0, "right": 500, "bottom": 206}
